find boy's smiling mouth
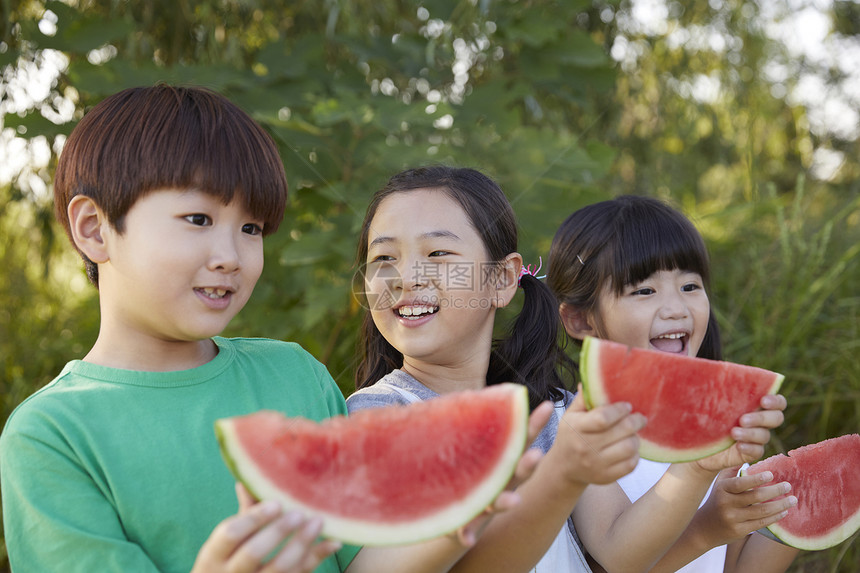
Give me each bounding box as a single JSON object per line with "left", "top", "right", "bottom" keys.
{"left": 650, "top": 331, "right": 688, "bottom": 354}
{"left": 196, "top": 287, "right": 231, "bottom": 300}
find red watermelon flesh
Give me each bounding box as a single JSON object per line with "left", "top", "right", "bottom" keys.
{"left": 215, "top": 383, "right": 529, "bottom": 545}
{"left": 741, "top": 434, "right": 860, "bottom": 550}
{"left": 580, "top": 337, "right": 784, "bottom": 463}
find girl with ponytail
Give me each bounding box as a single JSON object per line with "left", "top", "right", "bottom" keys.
{"left": 348, "top": 166, "right": 644, "bottom": 572}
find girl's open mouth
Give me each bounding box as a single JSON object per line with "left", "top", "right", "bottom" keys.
{"left": 650, "top": 332, "right": 688, "bottom": 354}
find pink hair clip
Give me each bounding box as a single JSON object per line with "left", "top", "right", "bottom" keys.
{"left": 518, "top": 256, "right": 546, "bottom": 286}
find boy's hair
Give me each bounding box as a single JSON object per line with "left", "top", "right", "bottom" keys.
{"left": 547, "top": 195, "right": 722, "bottom": 360}
{"left": 354, "top": 165, "right": 575, "bottom": 408}
{"left": 54, "top": 84, "right": 288, "bottom": 286}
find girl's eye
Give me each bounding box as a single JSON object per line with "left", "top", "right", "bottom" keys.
{"left": 184, "top": 214, "right": 211, "bottom": 226}
{"left": 682, "top": 282, "right": 702, "bottom": 292}
{"left": 370, "top": 254, "right": 394, "bottom": 263}
{"left": 242, "top": 223, "right": 264, "bottom": 236}
{"left": 630, "top": 287, "right": 655, "bottom": 296}
{"left": 429, "top": 250, "right": 451, "bottom": 257}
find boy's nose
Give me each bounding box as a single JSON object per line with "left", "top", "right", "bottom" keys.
{"left": 209, "top": 232, "right": 241, "bottom": 272}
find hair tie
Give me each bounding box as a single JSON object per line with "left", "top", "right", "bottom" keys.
{"left": 518, "top": 256, "right": 546, "bottom": 286}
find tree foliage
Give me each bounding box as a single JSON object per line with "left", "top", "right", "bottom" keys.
{"left": 1, "top": 0, "right": 858, "bottom": 570}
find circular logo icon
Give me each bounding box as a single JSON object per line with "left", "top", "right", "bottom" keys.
{"left": 351, "top": 261, "right": 402, "bottom": 311}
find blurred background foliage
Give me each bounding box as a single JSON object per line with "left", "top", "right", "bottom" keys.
{"left": 1, "top": 0, "right": 859, "bottom": 570}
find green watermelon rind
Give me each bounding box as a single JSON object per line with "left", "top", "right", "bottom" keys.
{"left": 762, "top": 514, "right": 860, "bottom": 552}
{"left": 580, "top": 336, "right": 785, "bottom": 463}
{"left": 214, "top": 383, "right": 530, "bottom": 546}
{"left": 740, "top": 436, "right": 860, "bottom": 551}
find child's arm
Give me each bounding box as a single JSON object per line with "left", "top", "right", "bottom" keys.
{"left": 723, "top": 530, "right": 800, "bottom": 573}
{"left": 446, "top": 391, "right": 647, "bottom": 573}
{"left": 576, "top": 460, "right": 719, "bottom": 573}
{"left": 578, "top": 393, "right": 789, "bottom": 573}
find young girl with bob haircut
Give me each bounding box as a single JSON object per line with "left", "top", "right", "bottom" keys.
{"left": 547, "top": 195, "right": 799, "bottom": 572}
{"left": 347, "top": 167, "right": 788, "bottom": 572}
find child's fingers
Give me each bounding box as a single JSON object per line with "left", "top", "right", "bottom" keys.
{"left": 736, "top": 495, "right": 798, "bottom": 531}
{"left": 508, "top": 447, "right": 544, "bottom": 489}
{"left": 526, "top": 401, "right": 553, "bottom": 447}
{"left": 731, "top": 425, "right": 772, "bottom": 446}
{"left": 744, "top": 482, "right": 793, "bottom": 505}
{"left": 733, "top": 441, "right": 766, "bottom": 463}
{"left": 229, "top": 512, "right": 308, "bottom": 571}
{"left": 267, "top": 517, "right": 334, "bottom": 572}
{"left": 600, "top": 453, "right": 642, "bottom": 483}
{"left": 560, "top": 431, "right": 640, "bottom": 484}
{"left": 236, "top": 482, "right": 257, "bottom": 513}
{"left": 720, "top": 470, "right": 774, "bottom": 494}
{"left": 760, "top": 393, "right": 788, "bottom": 411}
{"left": 565, "top": 401, "right": 635, "bottom": 433}
{"left": 557, "top": 406, "right": 644, "bottom": 462}
{"left": 302, "top": 540, "right": 343, "bottom": 571}
{"left": 585, "top": 410, "right": 647, "bottom": 447}
{"left": 738, "top": 408, "right": 784, "bottom": 430}
{"left": 490, "top": 490, "right": 523, "bottom": 513}
{"left": 568, "top": 387, "right": 587, "bottom": 412}
{"left": 593, "top": 431, "right": 641, "bottom": 464}
{"left": 199, "top": 500, "right": 283, "bottom": 562}
{"left": 453, "top": 490, "right": 523, "bottom": 547}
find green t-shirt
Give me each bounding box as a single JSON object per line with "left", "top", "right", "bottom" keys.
{"left": 0, "top": 337, "right": 361, "bottom": 572}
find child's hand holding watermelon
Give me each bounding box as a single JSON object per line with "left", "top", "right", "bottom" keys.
{"left": 693, "top": 467, "right": 797, "bottom": 546}
{"left": 693, "top": 393, "right": 789, "bottom": 474}
{"left": 550, "top": 389, "right": 647, "bottom": 487}
{"left": 192, "top": 483, "right": 342, "bottom": 573}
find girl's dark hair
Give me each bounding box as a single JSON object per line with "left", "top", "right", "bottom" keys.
{"left": 547, "top": 195, "right": 722, "bottom": 360}
{"left": 54, "top": 84, "right": 288, "bottom": 286}
{"left": 354, "top": 165, "right": 575, "bottom": 408}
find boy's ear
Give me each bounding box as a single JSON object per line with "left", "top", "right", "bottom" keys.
{"left": 68, "top": 195, "right": 110, "bottom": 264}
{"left": 559, "top": 302, "right": 596, "bottom": 340}
{"left": 491, "top": 252, "right": 523, "bottom": 309}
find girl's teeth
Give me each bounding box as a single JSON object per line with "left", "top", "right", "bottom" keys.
{"left": 398, "top": 305, "right": 436, "bottom": 317}
{"left": 657, "top": 333, "right": 684, "bottom": 339}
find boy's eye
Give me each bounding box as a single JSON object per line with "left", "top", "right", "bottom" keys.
{"left": 242, "top": 223, "right": 264, "bottom": 236}
{"left": 185, "top": 214, "right": 211, "bottom": 226}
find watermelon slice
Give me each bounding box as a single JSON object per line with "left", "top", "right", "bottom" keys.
{"left": 580, "top": 337, "right": 784, "bottom": 463}
{"left": 741, "top": 434, "right": 860, "bottom": 550}
{"left": 215, "top": 383, "right": 529, "bottom": 546}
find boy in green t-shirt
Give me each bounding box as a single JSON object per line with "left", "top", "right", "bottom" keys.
{"left": 0, "top": 85, "right": 542, "bottom": 573}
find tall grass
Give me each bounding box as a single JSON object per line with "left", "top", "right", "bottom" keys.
{"left": 700, "top": 179, "right": 860, "bottom": 572}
